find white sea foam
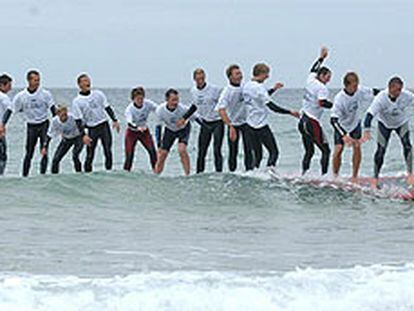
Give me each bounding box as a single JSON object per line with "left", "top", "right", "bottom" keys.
{"left": 0, "top": 264, "right": 413, "bottom": 311}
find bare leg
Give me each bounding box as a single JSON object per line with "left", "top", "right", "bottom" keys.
{"left": 332, "top": 144, "right": 344, "bottom": 177}
{"left": 352, "top": 142, "right": 362, "bottom": 183}
{"left": 178, "top": 143, "right": 190, "bottom": 176}
{"left": 155, "top": 149, "right": 169, "bottom": 174}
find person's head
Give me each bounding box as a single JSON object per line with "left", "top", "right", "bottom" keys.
{"left": 26, "top": 70, "right": 41, "bottom": 90}
{"left": 343, "top": 72, "right": 359, "bottom": 95}
{"left": 317, "top": 67, "right": 332, "bottom": 84}
{"left": 252, "top": 63, "right": 270, "bottom": 82}
{"left": 77, "top": 73, "right": 91, "bottom": 92}
{"left": 193, "top": 68, "right": 206, "bottom": 88}
{"left": 131, "top": 87, "right": 146, "bottom": 107}
{"left": 388, "top": 76, "right": 404, "bottom": 100}
{"left": 165, "top": 88, "right": 179, "bottom": 109}
{"left": 226, "top": 64, "right": 243, "bottom": 86}
{"left": 0, "top": 74, "right": 13, "bottom": 93}
{"left": 56, "top": 105, "right": 69, "bottom": 122}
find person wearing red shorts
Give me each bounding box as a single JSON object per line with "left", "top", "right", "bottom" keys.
{"left": 124, "top": 87, "right": 158, "bottom": 172}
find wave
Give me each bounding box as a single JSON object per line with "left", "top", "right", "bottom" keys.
{"left": 0, "top": 264, "right": 413, "bottom": 310}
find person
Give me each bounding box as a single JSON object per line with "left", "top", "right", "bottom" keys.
{"left": 124, "top": 87, "right": 158, "bottom": 172}
{"left": 0, "top": 74, "right": 14, "bottom": 175}
{"left": 361, "top": 76, "right": 414, "bottom": 188}
{"left": 41, "top": 105, "right": 85, "bottom": 174}
{"left": 190, "top": 68, "right": 223, "bottom": 173}
{"left": 331, "top": 72, "right": 380, "bottom": 182}
{"left": 216, "top": 64, "right": 252, "bottom": 172}
{"left": 154, "top": 88, "right": 198, "bottom": 176}
{"left": 243, "top": 63, "right": 300, "bottom": 169}
{"left": 298, "top": 47, "right": 332, "bottom": 175}
{"left": 13, "top": 70, "right": 56, "bottom": 177}
{"left": 72, "top": 74, "right": 120, "bottom": 172}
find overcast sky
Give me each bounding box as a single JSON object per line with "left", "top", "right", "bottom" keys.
{"left": 1, "top": 0, "right": 413, "bottom": 88}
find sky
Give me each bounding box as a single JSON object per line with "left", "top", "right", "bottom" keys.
{"left": 1, "top": 0, "right": 414, "bottom": 88}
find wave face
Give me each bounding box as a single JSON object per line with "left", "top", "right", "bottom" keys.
{"left": 1, "top": 264, "right": 414, "bottom": 311}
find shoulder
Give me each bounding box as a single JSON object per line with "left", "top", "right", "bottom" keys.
{"left": 93, "top": 89, "right": 106, "bottom": 99}
{"left": 145, "top": 99, "right": 158, "bottom": 108}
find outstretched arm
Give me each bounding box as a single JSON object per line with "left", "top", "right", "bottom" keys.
{"left": 267, "top": 102, "right": 300, "bottom": 118}
{"left": 310, "top": 47, "right": 329, "bottom": 73}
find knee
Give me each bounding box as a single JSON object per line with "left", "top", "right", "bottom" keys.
{"left": 178, "top": 144, "right": 187, "bottom": 156}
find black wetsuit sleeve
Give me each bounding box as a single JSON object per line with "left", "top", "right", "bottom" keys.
{"left": 364, "top": 113, "right": 374, "bottom": 129}
{"left": 105, "top": 106, "right": 118, "bottom": 122}
{"left": 43, "top": 135, "right": 52, "bottom": 149}
{"left": 2, "top": 109, "right": 12, "bottom": 125}
{"left": 266, "top": 102, "right": 291, "bottom": 115}
{"left": 372, "top": 88, "right": 381, "bottom": 96}
{"left": 75, "top": 119, "right": 85, "bottom": 136}
{"left": 182, "top": 104, "right": 197, "bottom": 120}
{"left": 320, "top": 99, "right": 333, "bottom": 109}
{"left": 155, "top": 125, "right": 162, "bottom": 148}
{"left": 330, "top": 117, "right": 347, "bottom": 136}
{"left": 268, "top": 88, "right": 276, "bottom": 96}
{"left": 310, "top": 58, "right": 324, "bottom": 73}
{"left": 50, "top": 105, "right": 57, "bottom": 117}
{"left": 195, "top": 117, "right": 205, "bottom": 127}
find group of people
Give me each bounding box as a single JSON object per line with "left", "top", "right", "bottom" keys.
{"left": 0, "top": 47, "right": 413, "bottom": 188}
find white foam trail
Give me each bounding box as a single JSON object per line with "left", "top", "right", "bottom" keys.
{"left": 1, "top": 264, "right": 414, "bottom": 311}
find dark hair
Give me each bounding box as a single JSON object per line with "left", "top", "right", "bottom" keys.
{"left": 26, "top": 70, "right": 40, "bottom": 81}
{"left": 317, "top": 66, "right": 331, "bottom": 78}
{"left": 165, "top": 88, "right": 179, "bottom": 100}
{"left": 252, "top": 63, "right": 270, "bottom": 77}
{"left": 131, "top": 86, "right": 145, "bottom": 100}
{"left": 226, "top": 64, "right": 240, "bottom": 78}
{"left": 0, "top": 74, "right": 12, "bottom": 86}
{"left": 77, "top": 73, "right": 89, "bottom": 84}
{"left": 388, "top": 76, "right": 404, "bottom": 87}
{"left": 193, "top": 68, "right": 205, "bottom": 79}
{"left": 343, "top": 72, "right": 359, "bottom": 87}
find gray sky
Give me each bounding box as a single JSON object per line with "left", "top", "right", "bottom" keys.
{"left": 2, "top": 0, "right": 414, "bottom": 88}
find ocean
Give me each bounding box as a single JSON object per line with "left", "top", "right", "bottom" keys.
{"left": 1, "top": 88, "right": 413, "bottom": 310}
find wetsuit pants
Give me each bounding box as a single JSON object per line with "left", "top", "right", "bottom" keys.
{"left": 246, "top": 125, "right": 279, "bottom": 168}
{"left": 0, "top": 137, "right": 7, "bottom": 175}
{"left": 124, "top": 128, "right": 157, "bottom": 171}
{"left": 23, "top": 120, "right": 49, "bottom": 177}
{"left": 197, "top": 119, "right": 224, "bottom": 173}
{"left": 51, "top": 136, "right": 84, "bottom": 174}
{"left": 228, "top": 124, "right": 253, "bottom": 172}
{"left": 85, "top": 121, "right": 113, "bottom": 172}
{"left": 298, "top": 114, "right": 331, "bottom": 175}
{"left": 374, "top": 121, "right": 412, "bottom": 178}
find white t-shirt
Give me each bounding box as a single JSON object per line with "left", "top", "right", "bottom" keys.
{"left": 242, "top": 80, "right": 272, "bottom": 129}
{"left": 367, "top": 89, "right": 414, "bottom": 129}
{"left": 13, "top": 88, "right": 55, "bottom": 124}
{"left": 216, "top": 84, "right": 247, "bottom": 126}
{"left": 72, "top": 90, "right": 110, "bottom": 127}
{"left": 125, "top": 99, "right": 158, "bottom": 130}
{"left": 332, "top": 86, "right": 374, "bottom": 132}
{"left": 190, "top": 84, "right": 221, "bottom": 122}
{"left": 302, "top": 73, "right": 329, "bottom": 121}
{"left": 48, "top": 114, "right": 81, "bottom": 139}
{"left": 0, "top": 91, "right": 13, "bottom": 125}
{"left": 155, "top": 102, "right": 194, "bottom": 132}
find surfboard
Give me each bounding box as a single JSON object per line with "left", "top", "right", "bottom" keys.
{"left": 268, "top": 171, "right": 414, "bottom": 201}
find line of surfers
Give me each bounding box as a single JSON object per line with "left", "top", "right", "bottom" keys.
{"left": 0, "top": 47, "right": 413, "bottom": 189}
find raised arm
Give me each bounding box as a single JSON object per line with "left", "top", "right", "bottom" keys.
{"left": 310, "top": 46, "right": 329, "bottom": 73}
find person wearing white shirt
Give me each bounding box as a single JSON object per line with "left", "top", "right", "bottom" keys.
{"left": 330, "top": 72, "right": 380, "bottom": 182}
{"left": 362, "top": 77, "right": 414, "bottom": 188}
{"left": 41, "top": 106, "right": 84, "bottom": 174}
{"left": 298, "top": 47, "right": 332, "bottom": 175}
{"left": 243, "top": 63, "right": 299, "bottom": 169}
{"left": 124, "top": 87, "right": 158, "bottom": 172}
{"left": 0, "top": 74, "right": 14, "bottom": 175}
{"left": 72, "top": 74, "right": 120, "bottom": 173}
{"left": 216, "top": 64, "right": 253, "bottom": 171}
{"left": 191, "top": 69, "right": 223, "bottom": 173}
{"left": 13, "top": 70, "right": 57, "bottom": 177}
{"left": 154, "top": 88, "right": 198, "bottom": 176}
